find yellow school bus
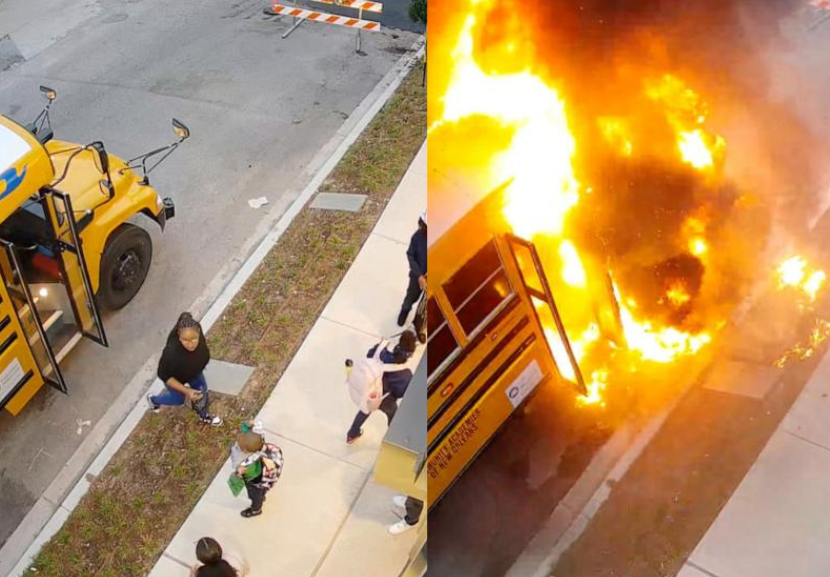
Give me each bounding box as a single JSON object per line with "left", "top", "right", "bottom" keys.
{"left": 0, "top": 87, "right": 186, "bottom": 415}
{"left": 427, "top": 176, "right": 594, "bottom": 506}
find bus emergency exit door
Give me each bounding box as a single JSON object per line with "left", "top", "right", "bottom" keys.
{"left": 505, "top": 233, "right": 587, "bottom": 395}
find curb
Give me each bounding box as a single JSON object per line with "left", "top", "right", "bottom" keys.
{"left": 506, "top": 314, "right": 759, "bottom": 576}
{"left": 0, "top": 36, "right": 425, "bottom": 577}
{"left": 504, "top": 402, "right": 680, "bottom": 577}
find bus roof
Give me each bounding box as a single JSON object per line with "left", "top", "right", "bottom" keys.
{"left": 0, "top": 115, "right": 54, "bottom": 220}
{"left": 0, "top": 120, "right": 33, "bottom": 172}
{"left": 428, "top": 136, "right": 510, "bottom": 248}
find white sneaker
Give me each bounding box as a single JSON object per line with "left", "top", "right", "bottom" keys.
{"left": 201, "top": 414, "right": 223, "bottom": 426}
{"left": 146, "top": 394, "right": 160, "bottom": 413}
{"left": 392, "top": 495, "right": 408, "bottom": 511}
{"left": 388, "top": 519, "right": 415, "bottom": 535}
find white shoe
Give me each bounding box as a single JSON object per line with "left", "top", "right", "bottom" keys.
{"left": 146, "top": 394, "right": 160, "bottom": 413}
{"left": 388, "top": 519, "right": 415, "bottom": 535}
{"left": 201, "top": 414, "right": 223, "bottom": 426}
{"left": 392, "top": 495, "right": 407, "bottom": 511}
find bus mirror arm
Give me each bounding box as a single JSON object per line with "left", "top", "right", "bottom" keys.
{"left": 119, "top": 119, "right": 191, "bottom": 184}
{"left": 28, "top": 86, "right": 58, "bottom": 143}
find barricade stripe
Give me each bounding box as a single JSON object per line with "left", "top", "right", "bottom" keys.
{"left": 313, "top": 0, "right": 384, "bottom": 13}
{"left": 271, "top": 3, "right": 382, "bottom": 30}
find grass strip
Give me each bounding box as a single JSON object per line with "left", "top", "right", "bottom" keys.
{"left": 29, "top": 60, "right": 425, "bottom": 577}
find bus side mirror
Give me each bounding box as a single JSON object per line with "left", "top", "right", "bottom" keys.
{"left": 172, "top": 119, "right": 190, "bottom": 141}
{"left": 40, "top": 86, "right": 57, "bottom": 101}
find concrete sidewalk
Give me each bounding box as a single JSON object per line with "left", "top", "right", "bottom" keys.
{"left": 678, "top": 347, "right": 830, "bottom": 577}
{"left": 148, "top": 141, "right": 426, "bottom": 577}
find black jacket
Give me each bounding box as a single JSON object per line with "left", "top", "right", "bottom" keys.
{"left": 157, "top": 328, "right": 210, "bottom": 385}
{"left": 368, "top": 343, "right": 412, "bottom": 399}
{"left": 407, "top": 228, "right": 427, "bottom": 279}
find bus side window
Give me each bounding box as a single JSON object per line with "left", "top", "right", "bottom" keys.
{"left": 443, "top": 240, "right": 513, "bottom": 336}
{"left": 427, "top": 297, "right": 458, "bottom": 379}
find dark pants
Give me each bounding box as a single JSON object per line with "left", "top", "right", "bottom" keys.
{"left": 246, "top": 480, "right": 265, "bottom": 512}
{"left": 348, "top": 394, "right": 398, "bottom": 438}
{"left": 405, "top": 497, "right": 423, "bottom": 526}
{"left": 398, "top": 276, "right": 422, "bottom": 322}
{"left": 150, "top": 373, "right": 210, "bottom": 419}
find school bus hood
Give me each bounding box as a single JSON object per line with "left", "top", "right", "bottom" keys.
{"left": 45, "top": 139, "right": 155, "bottom": 215}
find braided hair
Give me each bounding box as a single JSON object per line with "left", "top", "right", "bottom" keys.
{"left": 168, "top": 312, "right": 202, "bottom": 345}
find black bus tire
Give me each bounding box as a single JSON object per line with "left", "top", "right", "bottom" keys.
{"left": 97, "top": 224, "right": 153, "bottom": 310}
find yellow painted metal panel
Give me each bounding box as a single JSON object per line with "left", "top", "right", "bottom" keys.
{"left": 0, "top": 272, "right": 45, "bottom": 416}
{"left": 426, "top": 343, "right": 552, "bottom": 505}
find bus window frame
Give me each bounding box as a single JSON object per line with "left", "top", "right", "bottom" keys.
{"left": 428, "top": 238, "right": 517, "bottom": 386}
{"left": 426, "top": 294, "right": 460, "bottom": 380}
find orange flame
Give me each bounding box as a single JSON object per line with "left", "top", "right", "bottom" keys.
{"left": 437, "top": 1, "right": 718, "bottom": 408}
{"left": 775, "top": 319, "right": 830, "bottom": 368}
{"left": 776, "top": 256, "right": 826, "bottom": 302}
{"left": 666, "top": 282, "right": 691, "bottom": 307}
{"left": 559, "top": 240, "right": 587, "bottom": 287}
{"left": 689, "top": 237, "right": 708, "bottom": 256}
{"left": 435, "top": 10, "right": 580, "bottom": 239}
{"left": 618, "top": 301, "right": 712, "bottom": 363}
{"left": 577, "top": 369, "right": 608, "bottom": 407}
{"left": 598, "top": 117, "right": 633, "bottom": 157}
{"left": 644, "top": 75, "right": 725, "bottom": 170}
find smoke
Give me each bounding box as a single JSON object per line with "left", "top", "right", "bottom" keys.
{"left": 460, "top": 0, "right": 827, "bottom": 326}
{"left": 520, "top": 0, "right": 827, "bottom": 228}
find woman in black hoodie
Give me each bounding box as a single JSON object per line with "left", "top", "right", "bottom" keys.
{"left": 147, "top": 312, "right": 222, "bottom": 426}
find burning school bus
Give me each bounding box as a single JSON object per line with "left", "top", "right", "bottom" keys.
{"left": 427, "top": 179, "right": 593, "bottom": 506}
{"left": 425, "top": 0, "right": 783, "bottom": 507}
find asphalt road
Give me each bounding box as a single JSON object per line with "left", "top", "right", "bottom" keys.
{"left": 0, "top": 0, "right": 419, "bottom": 550}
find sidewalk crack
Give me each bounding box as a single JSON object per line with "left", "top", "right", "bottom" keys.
{"left": 783, "top": 429, "right": 830, "bottom": 454}
{"left": 261, "top": 427, "right": 375, "bottom": 472}
{"left": 686, "top": 560, "right": 723, "bottom": 577}
{"left": 163, "top": 551, "right": 192, "bottom": 570}
{"left": 319, "top": 316, "right": 384, "bottom": 339}
{"left": 372, "top": 231, "right": 409, "bottom": 246}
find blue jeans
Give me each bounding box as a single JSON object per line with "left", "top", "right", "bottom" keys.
{"left": 347, "top": 394, "right": 398, "bottom": 439}
{"left": 151, "top": 373, "right": 209, "bottom": 418}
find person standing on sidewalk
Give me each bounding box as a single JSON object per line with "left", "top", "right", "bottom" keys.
{"left": 147, "top": 312, "right": 222, "bottom": 426}
{"left": 190, "top": 537, "right": 248, "bottom": 576}
{"left": 346, "top": 330, "right": 417, "bottom": 444}
{"left": 397, "top": 211, "right": 427, "bottom": 327}
{"left": 229, "top": 420, "right": 284, "bottom": 518}
{"left": 388, "top": 495, "right": 423, "bottom": 535}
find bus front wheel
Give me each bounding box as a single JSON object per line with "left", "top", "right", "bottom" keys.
{"left": 98, "top": 224, "right": 153, "bottom": 310}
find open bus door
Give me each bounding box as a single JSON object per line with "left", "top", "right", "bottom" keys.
{"left": 40, "top": 188, "right": 107, "bottom": 346}
{"left": 0, "top": 189, "right": 107, "bottom": 414}
{"left": 0, "top": 238, "right": 69, "bottom": 410}
{"left": 504, "top": 233, "right": 587, "bottom": 395}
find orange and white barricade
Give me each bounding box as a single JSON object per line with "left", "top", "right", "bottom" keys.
{"left": 313, "top": 0, "right": 383, "bottom": 14}
{"left": 271, "top": 0, "right": 383, "bottom": 49}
